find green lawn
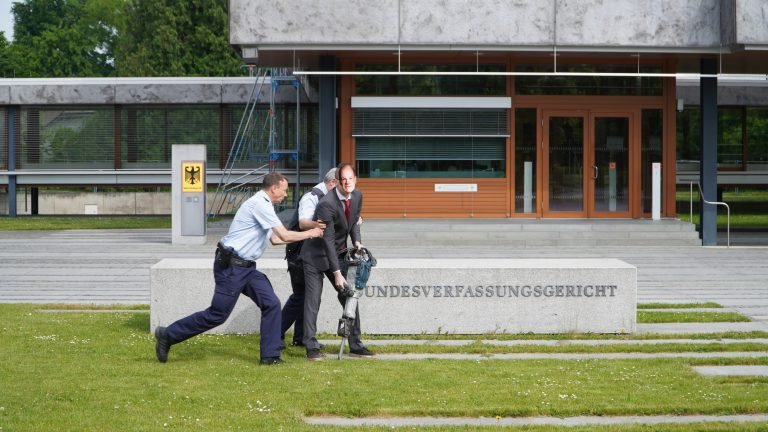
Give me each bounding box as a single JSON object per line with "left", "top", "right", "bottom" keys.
{"left": 637, "top": 311, "right": 751, "bottom": 323}
{"left": 0, "top": 216, "right": 172, "bottom": 230}
{"left": 1, "top": 305, "right": 767, "bottom": 431}
{"left": 676, "top": 187, "right": 768, "bottom": 229}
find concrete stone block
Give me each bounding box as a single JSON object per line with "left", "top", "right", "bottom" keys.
{"left": 401, "top": 0, "right": 552, "bottom": 45}
{"left": 230, "top": 0, "right": 399, "bottom": 45}
{"left": 557, "top": 0, "right": 720, "bottom": 48}
{"left": 151, "top": 258, "right": 636, "bottom": 335}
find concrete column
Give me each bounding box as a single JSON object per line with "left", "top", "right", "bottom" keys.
{"left": 699, "top": 58, "right": 718, "bottom": 246}
{"left": 318, "top": 55, "right": 338, "bottom": 180}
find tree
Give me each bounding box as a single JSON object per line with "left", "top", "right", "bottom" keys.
{"left": 0, "top": 33, "right": 15, "bottom": 77}
{"left": 116, "top": 0, "right": 243, "bottom": 77}
{"left": 11, "top": 0, "right": 119, "bottom": 77}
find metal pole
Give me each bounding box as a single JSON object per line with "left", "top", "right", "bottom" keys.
{"left": 295, "top": 77, "right": 300, "bottom": 206}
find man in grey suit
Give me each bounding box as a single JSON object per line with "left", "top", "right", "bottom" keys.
{"left": 300, "top": 163, "right": 374, "bottom": 361}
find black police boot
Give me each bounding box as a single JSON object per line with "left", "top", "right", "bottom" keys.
{"left": 154, "top": 326, "right": 171, "bottom": 363}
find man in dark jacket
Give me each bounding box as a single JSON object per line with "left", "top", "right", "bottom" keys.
{"left": 299, "top": 163, "right": 374, "bottom": 361}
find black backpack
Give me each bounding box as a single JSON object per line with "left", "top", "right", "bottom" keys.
{"left": 285, "top": 187, "right": 324, "bottom": 261}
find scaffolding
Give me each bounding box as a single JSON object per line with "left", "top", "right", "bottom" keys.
{"left": 209, "top": 68, "right": 304, "bottom": 217}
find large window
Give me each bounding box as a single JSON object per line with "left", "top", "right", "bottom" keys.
{"left": 356, "top": 137, "right": 505, "bottom": 178}
{"left": 516, "top": 64, "right": 663, "bottom": 96}
{"left": 718, "top": 107, "right": 744, "bottom": 169}
{"left": 121, "top": 106, "right": 219, "bottom": 169}
{"left": 641, "top": 110, "right": 663, "bottom": 213}
{"left": 746, "top": 108, "right": 768, "bottom": 170}
{"left": 224, "top": 104, "right": 319, "bottom": 171}
{"left": 19, "top": 107, "right": 114, "bottom": 169}
{"left": 514, "top": 108, "right": 537, "bottom": 213}
{"left": 0, "top": 109, "right": 6, "bottom": 170}
{"left": 355, "top": 64, "right": 506, "bottom": 96}
{"left": 677, "top": 107, "right": 768, "bottom": 171}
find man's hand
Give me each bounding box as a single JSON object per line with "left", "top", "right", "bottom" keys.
{"left": 306, "top": 227, "right": 324, "bottom": 240}
{"left": 315, "top": 219, "right": 327, "bottom": 229}
{"left": 353, "top": 241, "right": 363, "bottom": 250}
{"left": 333, "top": 271, "right": 346, "bottom": 290}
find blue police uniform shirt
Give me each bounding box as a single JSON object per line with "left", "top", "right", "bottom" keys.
{"left": 219, "top": 189, "right": 282, "bottom": 261}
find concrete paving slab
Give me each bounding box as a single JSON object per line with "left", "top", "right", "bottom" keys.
{"left": 693, "top": 366, "right": 768, "bottom": 376}
{"left": 317, "top": 338, "right": 768, "bottom": 347}
{"left": 640, "top": 308, "right": 736, "bottom": 312}
{"left": 305, "top": 414, "right": 768, "bottom": 427}
{"left": 637, "top": 322, "right": 768, "bottom": 334}
{"left": 356, "top": 352, "right": 768, "bottom": 360}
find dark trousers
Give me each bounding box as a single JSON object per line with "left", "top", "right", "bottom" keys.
{"left": 302, "top": 260, "right": 363, "bottom": 352}
{"left": 280, "top": 259, "right": 305, "bottom": 344}
{"left": 164, "top": 260, "right": 282, "bottom": 359}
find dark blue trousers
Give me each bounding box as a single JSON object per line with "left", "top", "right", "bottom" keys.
{"left": 164, "top": 260, "right": 282, "bottom": 359}
{"left": 280, "top": 259, "right": 305, "bottom": 344}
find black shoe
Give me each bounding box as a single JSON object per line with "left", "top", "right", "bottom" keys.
{"left": 307, "top": 349, "right": 325, "bottom": 361}
{"left": 259, "top": 357, "right": 285, "bottom": 365}
{"left": 154, "top": 326, "right": 170, "bottom": 363}
{"left": 279, "top": 342, "right": 286, "bottom": 351}
{"left": 349, "top": 347, "right": 375, "bottom": 357}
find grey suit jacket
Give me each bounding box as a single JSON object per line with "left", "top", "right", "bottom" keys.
{"left": 300, "top": 188, "right": 362, "bottom": 273}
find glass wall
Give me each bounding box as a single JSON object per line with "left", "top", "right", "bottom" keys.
{"left": 19, "top": 107, "right": 114, "bottom": 169}
{"left": 516, "top": 64, "right": 663, "bottom": 96}
{"left": 0, "top": 109, "right": 6, "bottom": 170}
{"left": 356, "top": 136, "right": 505, "bottom": 178}
{"left": 121, "top": 106, "right": 219, "bottom": 168}
{"left": 746, "top": 108, "right": 768, "bottom": 170}
{"left": 355, "top": 64, "right": 506, "bottom": 96}
{"left": 641, "top": 110, "right": 663, "bottom": 213}
{"left": 514, "top": 108, "right": 537, "bottom": 213}
{"left": 718, "top": 107, "right": 744, "bottom": 169}
{"left": 677, "top": 107, "right": 768, "bottom": 171}
{"left": 2, "top": 104, "right": 320, "bottom": 171}
{"left": 225, "top": 104, "right": 319, "bottom": 171}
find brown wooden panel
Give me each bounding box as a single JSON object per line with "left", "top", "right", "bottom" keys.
{"left": 358, "top": 178, "right": 508, "bottom": 218}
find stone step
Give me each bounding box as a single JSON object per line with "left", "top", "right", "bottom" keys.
{"left": 355, "top": 219, "right": 701, "bottom": 247}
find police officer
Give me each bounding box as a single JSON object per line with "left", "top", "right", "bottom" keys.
{"left": 154, "top": 172, "right": 323, "bottom": 365}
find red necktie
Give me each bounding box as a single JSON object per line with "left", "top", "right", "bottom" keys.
{"left": 344, "top": 199, "right": 350, "bottom": 225}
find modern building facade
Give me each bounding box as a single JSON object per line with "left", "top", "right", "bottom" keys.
{"left": 229, "top": 0, "right": 768, "bottom": 231}
{"left": 2, "top": 1, "right": 768, "bottom": 244}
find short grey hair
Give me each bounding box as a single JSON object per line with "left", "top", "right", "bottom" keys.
{"left": 323, "top": 168, "right": 338, "bottom": 183}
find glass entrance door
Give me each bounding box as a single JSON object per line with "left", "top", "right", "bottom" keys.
{"left": 543, "top": 113, "right": 587, "bottom": 216}
{"left": 591, "top": 114, "right": 632, "bottom": 217}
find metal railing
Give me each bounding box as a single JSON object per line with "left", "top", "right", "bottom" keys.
{"left": 689, "top": 181, "right": 730, "bottom": 247}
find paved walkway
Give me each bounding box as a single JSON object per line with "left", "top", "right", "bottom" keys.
{"left": 1, "top": 220, "right": 766, "bottom": 324}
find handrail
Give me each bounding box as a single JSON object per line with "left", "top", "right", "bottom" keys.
{"left": 688, "top": 181, "right": 730, "bottom": 247}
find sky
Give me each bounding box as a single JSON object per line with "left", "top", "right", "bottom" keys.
{"left": 1, "top": 1, "right": 14, "bottom": 41}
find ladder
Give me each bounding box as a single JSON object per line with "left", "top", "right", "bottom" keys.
{"left": 209, "top": 68, "right": 303, "bottom": 217}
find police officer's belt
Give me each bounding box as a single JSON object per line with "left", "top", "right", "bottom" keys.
{"left": 216, "top": 242, "right": 256, "bottom": 268}
{"left": 230, "top": 256, "right": 256, "bottom": 268}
